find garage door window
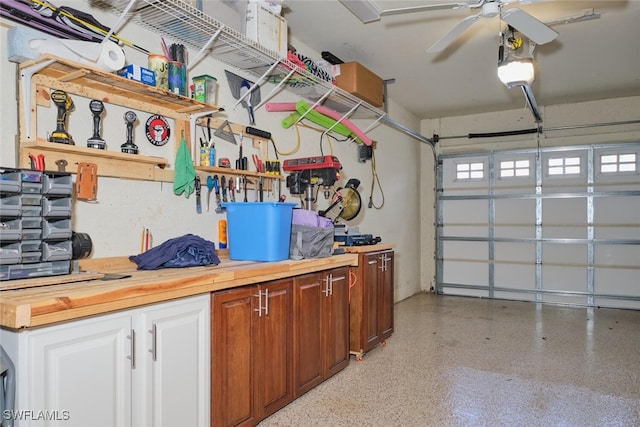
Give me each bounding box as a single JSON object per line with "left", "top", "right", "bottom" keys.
{"left": 548, "top": 156, "right": 581, "bottom": 175}
{"left": 500, "top": 160, "right": 530, "bottom": 178}
{"left": 456, "top": 162, "right": 484, "bottom": 180}
{"left": 600, "top": 153, "right": 637, "bottom": 173}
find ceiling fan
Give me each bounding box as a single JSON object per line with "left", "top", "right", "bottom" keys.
{"left": 339, "top": 0, "right": 559, "bottom": 54}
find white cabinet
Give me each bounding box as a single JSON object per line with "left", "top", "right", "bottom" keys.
{"left": 0, "top": 294, "right": 209, "bottom": 427}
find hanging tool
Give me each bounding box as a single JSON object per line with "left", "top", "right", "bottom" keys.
{"left": 49, "top": 89, "right": 75, "bottom": 144}
{"left": 213, "top": 175, "right": 224, "bottom": 213}
{"left": 195, "top": 175, "right": 202, "bottom": 214}
{"left": 206, "top": 175, "right": 214, "bottom": 212}
{"left": 55, "top": 159, "right": 68, "bottom": 172}
{"left": 252, "top": 154, "right": 264, "bottom": 173}
{"left": 221, "top": 176, "right": 228, "bottom": 202}
{"left": 29, "top": 153, "right": 45, "bottom": 171}
{"left": 229, "top": 177, "right": 235, "bottom": 202}
{"left": 240, "top": 79, "right": 255, "bottom": 125}
{"left": 236, "top": 141, "right": 248, "bottom": 170}
{"left": 213, "top": 120, "right": 237, "bottom": 145}
{"left": 259, "top": 177, "right": 264, "bottom": 202}
{"left": 243, "top": 176, "right": 248, "bottom": 202}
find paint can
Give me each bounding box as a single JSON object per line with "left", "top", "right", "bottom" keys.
{"left": 148, "top": 55, "right": 169, "bottom": 90}
{"left": 168, "top": 61, "right": 187, "bottom": 96}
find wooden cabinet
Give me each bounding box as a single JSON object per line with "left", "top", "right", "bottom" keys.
{"left": 211, "top": 279, "right": 294, "bottom": 427}
{"left": 0, "top": 294, "right": 210, "bottom": 427}
{"left": 211, "top": 267, "right": 350, "bottom": 426}
{"left": 349, "top": 250, "right": 394, "bottom": 359}
{"left": 293, "top": 267, "right": 350, "bottom": 397}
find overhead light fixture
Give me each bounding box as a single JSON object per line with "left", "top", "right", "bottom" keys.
{"left": 497, "top": 27, "right": 536, "bottom": 88}
{"left": 338, "top": 0, "right": 381, "bottom": 23}
{"left": 497, "top": 57, "right": 535, "bottom": 88}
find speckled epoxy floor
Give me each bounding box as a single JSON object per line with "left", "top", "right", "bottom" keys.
{"left": 259, "top": 292, "right": 640, "bottom": 426}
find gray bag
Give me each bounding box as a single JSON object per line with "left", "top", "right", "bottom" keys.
{"left": 289, "top": 224, "right": 334, "bottom": 259}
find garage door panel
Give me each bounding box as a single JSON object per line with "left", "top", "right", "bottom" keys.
{"left": 595, "top": 245, "right": 640, "bottom": 267}
{"left": 543, "top": 244, "right": 587, "bottom": 265}
{"left": 542, "top": 266, "right": 587, "bottom": 293}
{"left": 442, "top": 200, "right": 488, "bottom": 223}
{"left": 595, "top": 268, "right": 640, "bottom": 296}
{"left": 494, "top": 242, "right": 535, "bottom": 263}
{"left": 443, "top": 241, "right": 488, "bottom": 260}
{"left": 592, "top": 298, "right": 640, "bottom": 310}
{"left": 443, "top": 226, "right": 489, "bottom": 238}
{"left": 494, "top": 291, "right": 537, "bottom": 302}
{"left": 442, "top": 261, "right": 488, "bottom": 286}
{"left": 494, "top": 264, "right": 535, "bottom": 289}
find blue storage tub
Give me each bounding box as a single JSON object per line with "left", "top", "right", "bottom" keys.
{"left": 222, "top": 202, "right": 296, "bottom": 262}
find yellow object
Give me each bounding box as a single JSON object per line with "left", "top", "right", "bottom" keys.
{"left": 218, "top": 219, "right": 228, "bottom": 249}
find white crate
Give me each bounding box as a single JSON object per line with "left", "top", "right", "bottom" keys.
{"left": 245, "top": 2, "right": 288, "bottom": 57}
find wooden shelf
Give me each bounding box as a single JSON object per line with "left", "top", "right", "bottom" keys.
{"left": 20, "top": 139, "right": 170, "bottom": 181}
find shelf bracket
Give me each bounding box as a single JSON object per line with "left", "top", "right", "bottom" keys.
{"left": 20, "top": 59, "right": 55, "bottom": 140}
{"left": 363, "top": 114, "right": 386, "bottom": 133}
{"left": 321, "top": 100, "right": 362, "bottom": 137}
{"left": 294, "top": 87, "right": 335, "bottom": 125}
{"left": 254, "top": 66, "right": 296, "bottom": 111}
{"left": 101, "top": 0, "right": 138, "bottom": 47}
{"left": 188, "top": 28, "right": 223, "bottom": 71}
{"left": 232, "top": 61, "right": 280, "bottom": 109}
{"left": 189, "top": 109, "right": 221, "bottom": 162}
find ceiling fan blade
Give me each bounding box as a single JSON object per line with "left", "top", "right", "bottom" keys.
{"left": 501, "top": 8, "right": 558, "bottom": 44}
{"left": 338, "top": 0, "right": 381, "bottom": 23}
{"left": 379, "top": 2, "right": 470, "bottom": 18}
{"left": 426, "top": 13, "right": 481, "bottom": 54}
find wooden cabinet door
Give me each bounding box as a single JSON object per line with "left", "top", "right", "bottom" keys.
{"left": 324, "top": 267, "right": 350, "bottom": 379}
{"left": 257, "top": 279, "right": 294, "bottom": 419}
{"left": 380, "top": 251, "right": 395, "bottom": 340}
{"left": 136, "top": 295, "right": 210, "bottom": 427}
{"left": 362, "top": 252, "right": 381, "bottom": 353}
{"left": 211, "top": 286, "right": 259, "bottom": 427}
{"left": 27, "top": 312, "right": 133, "bottom": 427}
{"left": 293, "top": 272, "right": 324, "bottom": 397}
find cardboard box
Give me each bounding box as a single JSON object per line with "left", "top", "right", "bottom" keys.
{"left": 118, "top": 64, "right": 156, "bottom": 87}
{"left": 245, "top": 2, "right": 288, "bottom": 57}
{"left": 334, "top": 62, "right": 384, "bottom": 107}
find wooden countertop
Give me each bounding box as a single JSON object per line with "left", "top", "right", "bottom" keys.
{"left": 341, "top": 243, "right": 395, "bottom": 253}
{"left": 0, "top": 253, "right": 360, "bottom": 330}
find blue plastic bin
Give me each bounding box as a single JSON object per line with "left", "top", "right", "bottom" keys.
{"left": 222, "top": 202, "right": 297, "bottom": 261}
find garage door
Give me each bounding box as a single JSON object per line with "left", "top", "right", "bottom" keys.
{"left": 436, "top": 143, "right": 640, "bottom": 309}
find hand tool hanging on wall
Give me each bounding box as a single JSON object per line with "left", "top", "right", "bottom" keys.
{"left": 87, "top": 99, "right": 106, "bottom": 149}
{"left": 49, "top": 89, "right": 74, "bottom": 144}
{"left": 195, "top": 175, "right": 202, "bottom": 214}
{"left": 224, "top": 70, "right": 261, "bottom": 125}
{"left": 221, "top": 176, "right": 228, "bottom": 202}
{"left": 29, "top": 153, "right": 45, "bottom": 171}
{"left": 121, "top": 111, "right": 138, "bottom": 154}
{"left": 75, "top": 162, "right": 98, "bottom": 202}
{"left": 206, "top": 175, "right": 214, "bottom": 212}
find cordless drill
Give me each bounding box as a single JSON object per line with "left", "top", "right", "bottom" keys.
{"left": 49, "top": 89, "right": 75, "bottom": 145}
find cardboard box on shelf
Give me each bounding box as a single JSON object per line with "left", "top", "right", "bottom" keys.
{"left": 334, "top": 62, "right": 384, "bottom": 107}
{"left": 245, "top": 2, "right": 288, "bottom": 57}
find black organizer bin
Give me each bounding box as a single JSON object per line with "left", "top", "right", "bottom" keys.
{"left": 1, "top": 167, "right": 73, "bottom": 280}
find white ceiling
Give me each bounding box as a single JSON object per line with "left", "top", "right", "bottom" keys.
{"left": 282, "top": 0, "right": 640, "bottom": 120}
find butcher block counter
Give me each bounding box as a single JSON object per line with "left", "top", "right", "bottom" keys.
{"left": 0, "top": 252, "right": 361, "bottom": 330}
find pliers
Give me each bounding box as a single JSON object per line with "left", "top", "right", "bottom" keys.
{"left": 29, "top": 153, "right": 45, "bottom": 171}
{"left": 252, "top": 154, "right": 264, "bottom": 173}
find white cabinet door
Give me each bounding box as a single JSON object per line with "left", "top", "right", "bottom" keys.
{"left": 134, "top": 294, "right": 210, "bottom": 427}
{"left": 26, "top": 312, "right": 133, "bottom": 427}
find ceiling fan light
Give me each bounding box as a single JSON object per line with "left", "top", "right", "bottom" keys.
{"left": 497, "top": 59, "right": 535, "bottom": 88}
{"left": 338, "top": 0, "right": 381, "bottom": 23}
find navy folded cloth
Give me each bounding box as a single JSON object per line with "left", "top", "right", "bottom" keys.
{"left": 129, "top": 234, "right": 220, "bottom": 270}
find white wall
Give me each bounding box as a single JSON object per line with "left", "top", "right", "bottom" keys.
{"left": 419, "top": 96, "right": 640, "bottom": 292}
{"left": 0, "top": 7, "right": 423, "bottom": 302}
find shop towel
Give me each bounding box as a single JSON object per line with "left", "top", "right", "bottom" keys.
{"left": 129, "top": 234, "right": 220, "bottom": 270}
{"left": 173, "top": 137, "right": 195, "bottom": 197}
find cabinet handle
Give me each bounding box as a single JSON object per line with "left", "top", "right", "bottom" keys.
{"left": 378, "top": 256, "right": 386, "bottom": 271}
{"left": 127, "top": 329, "right": 136, "bottom": 369}
{"left": 264, "top": 289, "right": 269, "bottom": 316}
{"left": 322, "top": 276, "right": 330, "bottom": 297}
{"left": 368, "top": 260, "right": 377, "bottom": 265}
{"left": 254, "top": 291, "right": 262, "bottom": 317}
{"left": 149, "top": 324, "right": 157, "bottom": 362}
